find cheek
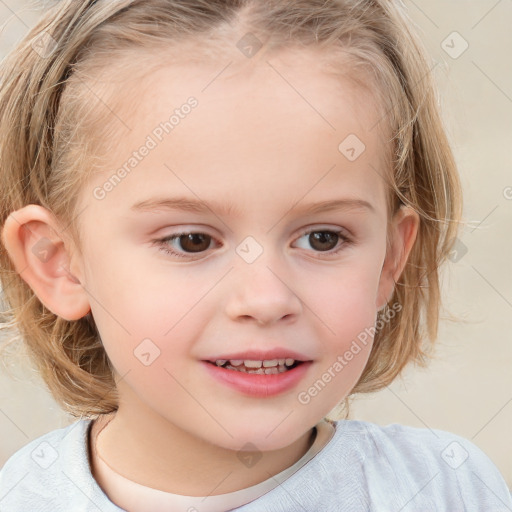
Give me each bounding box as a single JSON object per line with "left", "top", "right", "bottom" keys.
{"left": 83, "top": 252, "right": 212, "bottom": 370}
{"left": 294, "top": 264, "right": 379, "bottom": 413}
{"left": 306, "top": 253, "right": 383, "bottom": 382}
{"left": 313, "top": 255, "right": 383, "bottom": 334}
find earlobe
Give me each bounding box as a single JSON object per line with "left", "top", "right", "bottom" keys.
{"left": 1, "top": 205, "right": 90, "bottom": 321}
{"left": 376, "top": 205, "right": 420, "bottom": 310}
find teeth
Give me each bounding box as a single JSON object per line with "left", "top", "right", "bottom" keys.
{"left": 213, "top": 358, "right": 298, "bottom": 371}
{"left": 244, "top": 360, "right": 263, "bottom": 368}
{"left": 223, "top": 364, "right": 288, "bottom": 374}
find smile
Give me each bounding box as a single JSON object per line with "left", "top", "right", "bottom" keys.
{"left": 202, "top": 360, "right": 312, "bottom": 397}
{"left": 210, "top": 358, "right": 300, "bottom": 374}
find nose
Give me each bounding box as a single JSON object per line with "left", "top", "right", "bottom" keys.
{"left": 224, "top": 259, "right": 303, "bottom": 326}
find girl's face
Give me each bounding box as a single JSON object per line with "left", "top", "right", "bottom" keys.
{"left": 72, "top": 50, "right": 415, "bottom": 451}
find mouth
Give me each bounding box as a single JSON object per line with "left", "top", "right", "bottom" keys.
{"left": 205, "top": 358, "right": 303, "bottom": 374}
{"left": 201, "top": 356, "right": 313, "bottom": 397}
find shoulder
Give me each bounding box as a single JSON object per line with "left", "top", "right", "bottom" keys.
{"left": 1, "top": 420, "right": 81, "bottom": 478}
{"left": 326, "top": 419, "right": 512, "bottom": 510}
{"left": 0, "top": 419, "right": 121, "bottom": 511}
{"left": 340, "top": 419, "right": 501, "bottom": 472}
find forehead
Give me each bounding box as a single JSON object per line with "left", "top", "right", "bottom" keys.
{"left": 135, "top": 47, "right": 386, "bottom": 135}
{"left": 78, "top": 48, "right": 391, "bottom": 221}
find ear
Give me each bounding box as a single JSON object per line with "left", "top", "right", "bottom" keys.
{"left": 1, "top": 204, "right": 90, "bottom": 321}
{"left": 376, "top": 205, "right": 419, "bottom": 310}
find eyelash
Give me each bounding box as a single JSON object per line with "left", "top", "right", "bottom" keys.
{"left": 152, "top": 228, "right": 354, "bottom": 260}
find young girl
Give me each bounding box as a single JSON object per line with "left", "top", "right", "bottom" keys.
{"left": 0, "top": 0, "right": 510, "bottom": 510}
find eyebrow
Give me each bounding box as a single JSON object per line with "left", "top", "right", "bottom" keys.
{"left": 130, "top": 196, "right": 375, "bottom": 217}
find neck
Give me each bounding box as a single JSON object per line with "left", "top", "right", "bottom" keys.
{"left": 89, "top": 403, "right": 316, "bottom": 497}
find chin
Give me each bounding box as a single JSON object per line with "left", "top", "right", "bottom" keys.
{"left": 203, "top": 417, "right": 314, "bottom": 453}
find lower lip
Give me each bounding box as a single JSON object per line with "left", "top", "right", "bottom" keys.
{"left": 201, "top": 361, "right": 312, "bottom": 398}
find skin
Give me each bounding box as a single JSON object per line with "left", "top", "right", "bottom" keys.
{"left": 2, "top": 47, "right": 419, "bottom": 498}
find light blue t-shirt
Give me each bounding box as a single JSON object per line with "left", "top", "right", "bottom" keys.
{"left": 0, "top": 418, "right": 511, "bottom": 511}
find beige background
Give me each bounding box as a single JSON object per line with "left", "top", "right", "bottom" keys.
{"left": 0, "top": 0, "right": 511, "bottom": 490}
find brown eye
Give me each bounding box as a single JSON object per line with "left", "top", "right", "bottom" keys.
{"left": 293, "top": 228, "right": 352, "bottom": 257}
{"left": 178, "top": 233, "right": 212, "bottom": 253}
{"left": 308, "top": 231, "right": 340, "bottom": 251}
{"left": 155, "top": 231, "right": 220, "bottom": 259}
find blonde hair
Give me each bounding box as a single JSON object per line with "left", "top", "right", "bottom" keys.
{"left": 0, "top": 0, "right": 462, "bottom": 419}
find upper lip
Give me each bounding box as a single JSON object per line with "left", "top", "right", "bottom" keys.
{"left": 204, "top": 348, "right": 312, "bottom": 362}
